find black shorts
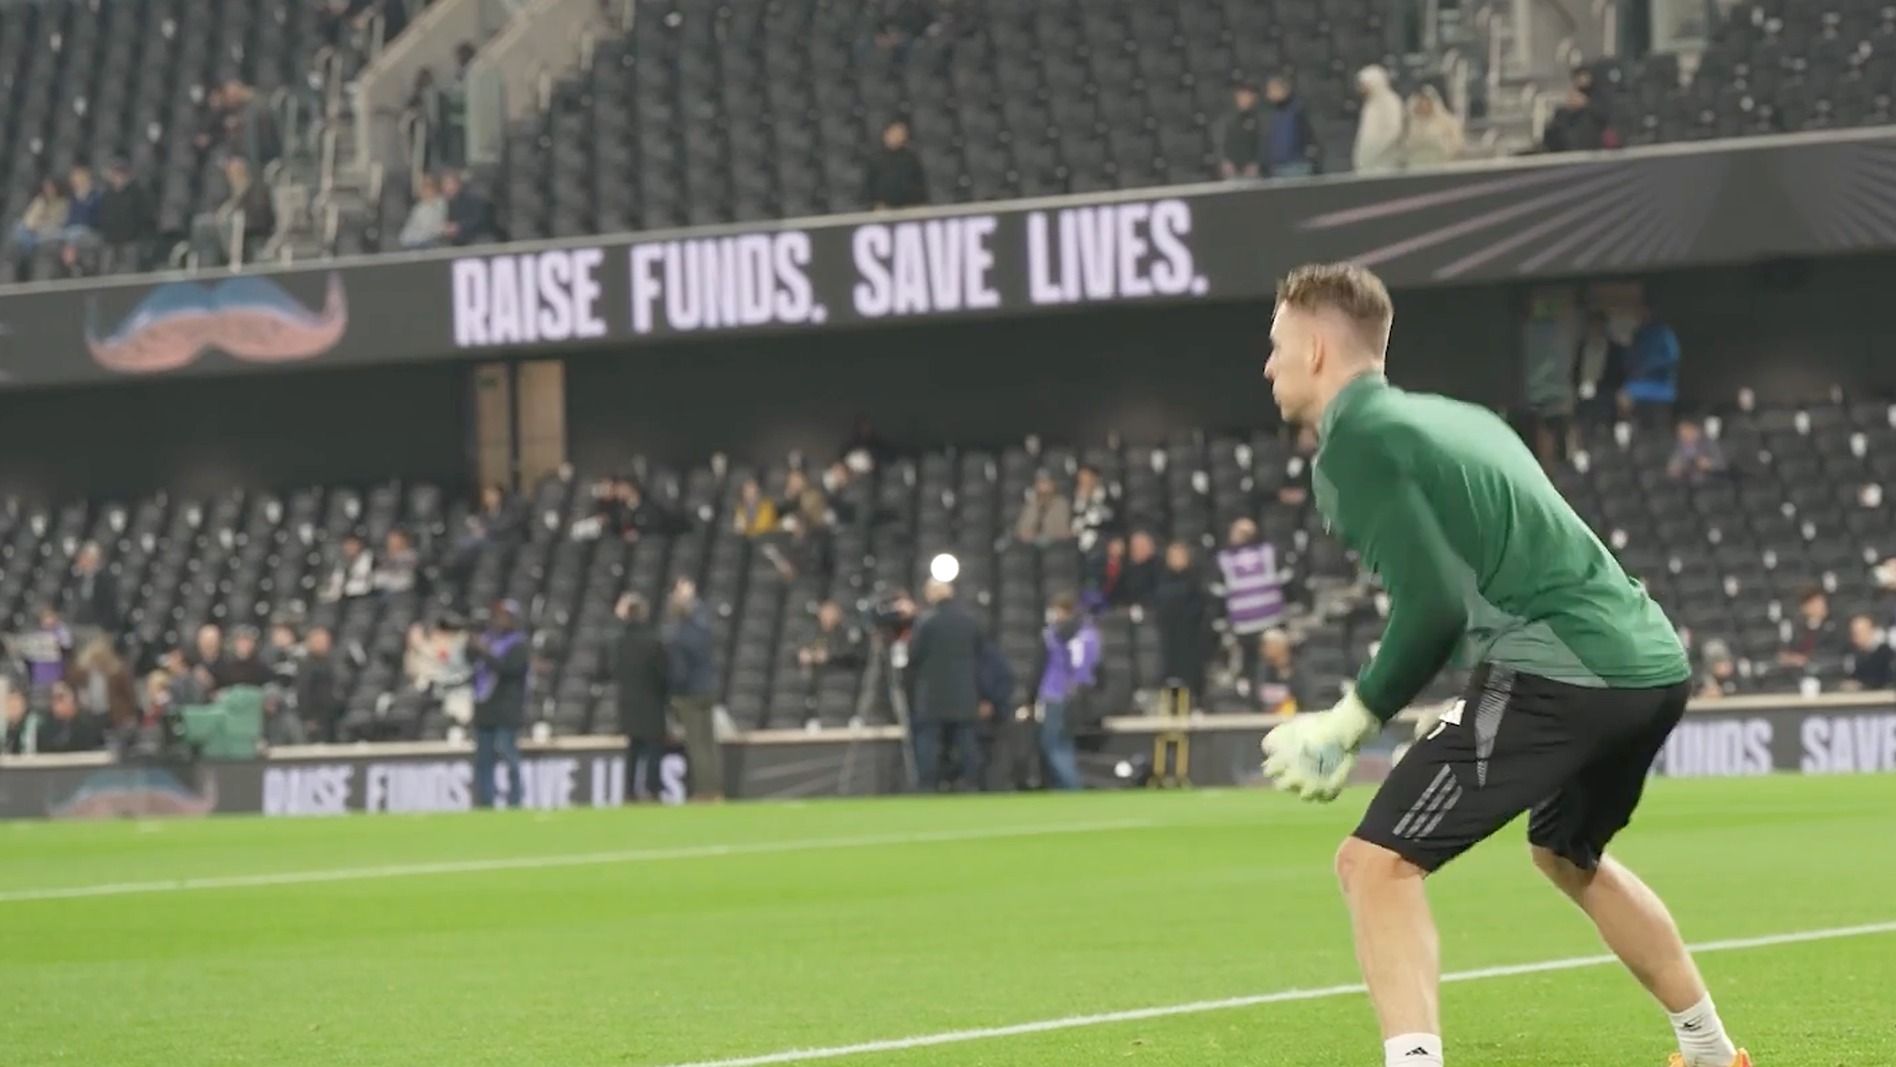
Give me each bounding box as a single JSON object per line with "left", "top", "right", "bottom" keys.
{"left": 1353, "top": 664, "right": 1690, "bottom": 873}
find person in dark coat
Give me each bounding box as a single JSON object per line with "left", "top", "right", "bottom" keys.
{"left": 38, "top": 681, "right": 106, "bottom": 753}
{"left": 614, "top": 593, "right": 672, "bottom": 801}
{"left": 906, "top": 578, "right": 984, "bottom": 791}
{"left": 664, "top": 578, "right": 721, "bottom": 800}
{"left": 1154, "top": 541, "right": 1212, "bottom": 708}
{"left": 468, "top": 599, "right": 530, "bottom": 808}
{"left": 864, "top": 118, "right": 928, "bottom": 210}
{"left": 295, "top": 626, "right": 344, "bottom": 744}
{"left": 64, "top": 542, "right": 121, "bottom": 636}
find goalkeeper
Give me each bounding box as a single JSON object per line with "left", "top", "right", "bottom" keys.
{"left": 1259, "top": 264, "right": 1748, "bottom": 1067}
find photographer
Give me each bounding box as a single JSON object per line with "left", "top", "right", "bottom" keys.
{"left": 468, "top": 600, "right": 529, "bottom": 809}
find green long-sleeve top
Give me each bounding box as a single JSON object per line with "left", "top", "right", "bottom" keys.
{"left": 1312, "top": 374, "right": 1690, "bottom": 720}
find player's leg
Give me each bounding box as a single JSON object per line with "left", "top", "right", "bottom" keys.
{"left": 1335, "top": 836, "right": 1441, "bottom": 1062}
{"left": 1527, "top": 684, "right": 1743, "bottom": 1067}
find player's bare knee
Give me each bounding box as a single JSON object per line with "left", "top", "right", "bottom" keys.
{"left": 1335, "top": 836, "right": 1419, "bottom": 894}
{"left": 1529, "top": 844, "right": 1594, "bottom": 896}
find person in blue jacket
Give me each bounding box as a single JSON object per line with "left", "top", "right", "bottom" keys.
{"left": 1619, "top": 299, "right": 1680, "bottom": 427}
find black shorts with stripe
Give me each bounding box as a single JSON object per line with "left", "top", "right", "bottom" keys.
{"left": 1353, "top": 664, "right": 1690, "bottom": 873}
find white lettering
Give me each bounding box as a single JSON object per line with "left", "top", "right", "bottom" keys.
{"left": 1025, "top": 200, "right": 1203, "bottom": 307}
{"left": 1148, "top": 199, "right": 1196, "bottom": 295}
{"left": 451, "top": 250, "right": 609, "bottom": 348}
{"left": 571, "top": 247, "right": 606, "bottom": 338}
{"left": 852, "top": 217, "right": 999, "bottom": 318}
{"left": 630, "top": 244, "right": 664, "bottom": 333}
{"left": 1026, "top": 212, "right": 1060, "bottom": 305}
{"left": 852, "top": 225, "right": 893, "bottom": 317}
{"left": 535, "top": 251, "right": 573, "bottom": 340}
{"left": 365, "top": 761, "right": 474, "bottom": 814}
{"left": 635, "top": 234, "right": 817, "bottom": 333}
{"left": 451, "top": 260, "right": 490, "bottom": 347}
{"left": 1115, "top": 202, "right": 1153, "bottom": 299}
{"left": 262, "top": 764, "right": 354, "bottom": 816}
{"left": 1657, "top": 718, "right": 1773, "bottom": 777}
{"left": 488, "top": 255, "right": 522, "bottom": 343}
{"left": 963, "top": 216, "right": 1000, "bottom": 309}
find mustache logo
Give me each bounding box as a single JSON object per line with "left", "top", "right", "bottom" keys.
{"left": 84, "top": 273, "right": 349, "bottom": 374}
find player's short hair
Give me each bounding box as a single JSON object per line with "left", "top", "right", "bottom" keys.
{"left": 1276, "top": 262, "right": 1394, "bottom": 355}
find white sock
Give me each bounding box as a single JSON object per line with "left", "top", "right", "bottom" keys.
{"left": 1385, "top": 1033, "right": 1443, "bottom": 1066}
{"left": 1667, "top": 994, "right": 1737, "bottom": 1066}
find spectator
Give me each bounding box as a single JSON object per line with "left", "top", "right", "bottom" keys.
{"left": 1014, "top": 470, "right": 1074, "bottom": 545}
{"left": 1215, "top": 80, "right": 1264, "bottom": 179}
{"left": 731, "top": 477, "right": 779, "bottom": 537}
{"left": 468, "top": 600, "right": 529, "bottom": 808}
{"left": 320, "top": 533, "right": 375, "bottom": 603}
{"left": 907, "top": 578, "right": 984, "bottom": 792}
{"left": 437, "top": 42, "right": 477, "bottom": 168}
{"left": 1118, "top": 530, "right": 1161, "bottom": 608}
{"left": 778, "top": 488, "right": 836, "bottom": 584}
{"left": 213, "top": 628, "right": 274, "bottom": 691}
{"left": 843, "top": 415, "right": 895, "bottom": 467}
{"left": 398, "top": 174, "right": 450, "bottom": 249}
{"left": 1401, "top": 86, "right": 1463, "bottom": 168}
{"left": 1542, "top": 85, "right": 1613, "bottom": 153}
{"left": 186, "top": 624, "right": 224, "bottom": 676}
{"left": 820, "top": 460, "right": 858, "bottom": 523}
{"left": 374, "top": 529, "right": 419, "bottom": 594}
{"left": 20, "top": 604, "right": 73, "bottom": 691}
{"left": 1666, "top": 419, "right": 1728, "bottom": 483}
{"left": 264, "top": 622, "right": 303, "bottom": 684}
{"left": 1351, "top": 65, "right": 1405, "bottom": 174}
{"left": 1696, "top": 638, "right": 1740, "bottom": 699}
{"left": 1154, "top": 541, "right": 1211, "bottom": 706}
{"left": 164, "top": 646, "right": 211, "bottom": 709}
{"left": 1523, "top": 285, "right": 1581, "bottom": 465}
{"left": 64, "top": 541, "right": 121, "bottom": 637}
{"left": 220, "top": 78, "right": 282, "bottom": 167}
{"left": 798, "top": 600, "right": 867, "bottom": 675}
{"left": 614, "top": 593, "right": 672, "bottom": 801}
{"left": 665, "top": 578, "right": 721, "bottom": 800}
{"left": 1034, "top": 592, "right": 1098, "bottom": 791}
{"left": 193, "top": 83, "right": 230, "bottom": 152}
{"left": 1086, "top": 535, "right": 1128, "bottom": 609}
{"left": 95, "top": 160, "right": 155, "bottom": 274}
{"left": 441, "top": 170, "right": 495, "bottom": 246}
{"left": 2, "top": 687, "right": 38, "bottom": 755}
{"left": 1778, "top": 588, "right": 1836, "bottom": 673}
{"left": 1574, "top": 308, "right": 1625, "bottom": 420}
{"left": 1256, "top": 627, "right": 1312, "bottom": 714}
{"left": 1070, "top": 464, "right": 1114, "bottom": 551}
{"left": 1215, "top": 518, "right": 1286, "bottom": 684}
{"left": 477, "top": 484, "right": 525, "bottom": 544}
{"left": 1262, "top": 75, "right": 1319, "bottom": 178}
{"left": 71, "top": 639, "right": 138, "bottom": 738}
{"left": 1278, "top": 426, "right": 1320, "bottom": 505}
{"left": 38, "top": 682, "right": 106, "bottom": 753}
{"left": 7, "top": 177, "right": 69, "bottom": 269}
{"left": 1844, "top": 614, "right": 1894, "bottom": 690}
{"left": 192, "top": 156, "right": 275, "bottom": 267}
{"left": 1619, "top": 299, "right": 1680, "bottom": 425}
{"left": 296, "top": 626, "right": 344, "bottom": 743}
{"left": 864, "top": 118, "right": 928, "bottom": 210}
{"left": 408, "top": 67, "right": 441, "bottom": 167}
{"left": 62, "top": 164, "right": 102, "bottom": 249}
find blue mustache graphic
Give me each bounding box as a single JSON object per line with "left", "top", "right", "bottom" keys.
{"left": 84, "top": 273, "right": 348, "bottom": 374}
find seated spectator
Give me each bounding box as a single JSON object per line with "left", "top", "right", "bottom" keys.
{"left": 191, "top": 156, "right": 275, "bottom": 267}
{"left": 70, "top": 639, "right": 138, "bottom": 738}
{"left": 264, "top": 622, "right": 303, "bottom": 685}
{"left": 441, "top": 170, "right": 495, "bottom": 246}
{"left": 477, "top": 484, "right": 525, "bottom": 544}
{"left": 731, "top": 477, "right": 779, "bottom": 537}
{"left": 1215, "top": 80, "right": 1264, "bottom": 180}
{"left": 3, "top": 687, "right": 40, "bottom": 755}
{"left": 1401, "top": 86, "right": 1464, "bottom": 168}
{"left": 1216, "top": 518, "right": 1287, "bottom": 684}
{"left": 820, "top": 461, "right": 859, "bottom": 523}
{"left": 398, "top": 174, "right": 450, "bottom": 249}
{"left": 185, "top": 624, "right": 224, "bottom": 674}
{"left": 64, "top": 541, "right": 121, "bottom": 637}
{"left": 1262, "top": 75, "right": 1319, "bottom": 178}
{"left": 1256, "top": 628, "right": 1312, "bottom": 714}
{"left": 95, "top": 159, "right": 155, "bottom": 274}
{"left": 164, "top": 646, "right": 212, "bottom": 708}
{"left": 213, "top": 627, "right": 274, "bottom": 691}
{"left": 842, "top": 415, "right": 895, "bottom": 468}
{"left": 1085, "top": 535, "right": 1128, "bottom": 609}
{"left": 1542, "top": 85, "right": 1614, "bottom": 152}
{"left": 19, "top": 604, "right": 73, "bottom": 691}
{"left": 864, "top": 118, "right": 927, "bottom": 210}
{"left": 1778, "top": 587, "right": 1836, "bottom": 673}
{"left": 776, "top": 469, "right": 812, "bottom": 521}
{"left": 1666, "top": 419, "right": 1727, "bottom": 483}
{"left": 1619, "top": 299, "right": 1680, "bottom": 425}
{"left": 374, "top": 529, "right": 419, "bottom": 594}
{"left": 1117, "top": 531, "right": 1160, "bottom": 608}
{"left": 798, "top": 600, "right": 868, "bottom": 675}
{"left": 8, "top": 177, "right": 69, "bottom": 269}
{"left": 1351, "top": 65, "right": 1404, "bottom": 174}
{"left": 62, "top": 164, "right": 102, "bottom": 249}
{"left": 1697, "top": 638, "right": 1740, "bottom": 699}
{"left": 297, "top": 626, "right": 345, "bottom": 743}
{"left": 38, "top": 682, "right": 106, "bottom": 753}
{"left": 1015, "top": 470, "right": 1074, "bottom": 545}
{"left": 1070, "top": 464, "right": 1115, "bottom": 551}
{"left": 319, "top": 533, "right": 375, "bottom": 603}
{"left": 1844, "top": 614, "right": 1894, "bottom": 690}
{"left": 773, "top": 488, "right": 836, "bottom": 584}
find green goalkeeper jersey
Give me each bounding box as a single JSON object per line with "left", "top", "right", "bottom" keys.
{"left": 1312, "top": 374, "right": 1690, "bottom": 720}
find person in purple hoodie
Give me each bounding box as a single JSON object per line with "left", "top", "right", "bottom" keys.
{"left": 1035, "top": 593, "right": 1100, "bottom": 791}
{"left": 468, "top": 599, "right": 530, "bottom": 809}
{"left": 20, "top": 604, "right": 74, "bottom": 692}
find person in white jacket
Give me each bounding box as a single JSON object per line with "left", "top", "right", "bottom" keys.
{"left": 1400, "top": 85, "right": 1465, "bottom": 168}
{"left": 1352, "top": 64, "right": 1406, "bottom": 174}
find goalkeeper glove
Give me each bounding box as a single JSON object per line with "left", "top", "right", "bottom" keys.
{"left": 1260, "top": 690, "right": 1382, "bottom": 802}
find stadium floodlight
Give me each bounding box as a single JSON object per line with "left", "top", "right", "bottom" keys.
{"left": 929, "top": 553, "right": 960, "bottom": 584}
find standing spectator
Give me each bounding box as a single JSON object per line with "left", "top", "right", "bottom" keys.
{"left": 437, "top": 42, "right": 477, "bottom": 168}
{"left": 2, "top": 687, "right": 39, "bottom": 755}
{"left": 1086, "top": 535, "right": 1128, "bottom": 610}
{"left": 374, "top": 529, "right": 419, "bottom": 595}
{"left": 614, "top": 593, "right": 672, "bottom": 801}
{"left": 264, "top": 622, "right": 303, "bottom": 685}
{"left": 185, "top": 624, "right": 224, "bottom": 677}
{"left": 70, "top": 639, "right": 138, "bottom": 738}
{"left": 907, "top": 578, "right": 984, "bottom": 792}
{"left": 320, "top": 533, "right": 375, "bottom": 603}
{"left": 407, "top": 67, "right": 441, "bottom": 168}
{"left": 864, "top": 118, "right": 928, "bottom": 210}
{"left": 1070, "top": 464, "right": 1115, "bottom": 552}
{"left": 38, "top": 682, "right": 106, "bottom": 753}
{"left": 1117, "top": 530, "right": 1161, "bottom": 608}
{"left": 1619, "top": 299, "right": 1681, "bottom": 426}
{"left": 7, "top": 177, "right": 69, "bottom": 271}
{"left": 1666, "top": 419, "right": 1727, "bottom": 483}
{"left": 1844, "top": 614, "right": 1894, "bottom": 690}
{"left": 1696, "top": 638, "right": 1740, "bottom": 700}
{"left": 1575, "top": 308, "right": 1625, "bottom": 420}
{"left": 1400, "top": 86, "right": 1464, "bottom": 168}
{"left": 295, "top": 626, "right": 344, "bottom": 743}
{"left": 212, "top": 627, "right": 273, "bottom": 691}
{"left": 1154, "top": 542, "right": 1212, "bottom": 706}
{"left": 1778, "top": 587, "right": 1836, "bottom": 673}
{"left": 1523, "top": 285, "right": 1581, "bottom": 465}
{"left": 1277, "top": 426, "right": 1320, "bottom": 505}
{"left": 1215, "top": 80, "right": 1264, "bottom": 179}
{"left": 1014, "top": 470, "right": 1074, "bottom": 545}
{"left": 1034, "top": 593, "right": 1098, "bottom": 791}
{"left": 1542, "top": 85, "right": 1614, "bottom": 153}
{"left": 64, "top": 542, "right": 121, "bottom": 638}
{"left": 441, "top": 170, "right": 495, "bottom": 245}
{"left": 398, "top": 174, "right": 450, "bottom": 249}
{"left": 20, "top": 604, "right": 73, "bottom": 691}
{"left": 192, "top": 156, "right": 275, "bottom": 267}
{"left": 96, "top": 160, "right": 155, "bottom": 274}
{"left": 1255, "top": 628, "right": 1313, "bottom": 715}
{"left": 1351, "top": 65, "right": 1405, "bottom": 174}
{"left": 731, "top": 477, "right": 779, "bottom": 537}
{"left": 220, "top": 78, "right": 282, "bottom": 167}
{"left": 1215, "top": 518, "right": 1286, "bottom": 685}
{"left": 1262, "top": 75, "right": 1319, "bottom": 178}
{"left": 797, "top": 600, "right": 867, "bottom": 676}
{"left": 468, "top": 600, "right": 529, "bottom": 809}
{"left": 665, "top": 578, "right": 721, "bottom": 801}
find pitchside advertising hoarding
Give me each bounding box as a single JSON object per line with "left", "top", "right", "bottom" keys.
{"left": 1, "top": 700, "right": 1891, "bottom": 819}
{"left": 4, "top": 128, "right": 1896, "bottom": 386}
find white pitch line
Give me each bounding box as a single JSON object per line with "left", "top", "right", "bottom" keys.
{"left": 655, "top": 920, "right": 1896, "bottom": 1067}
{"left": 0, "top": 819, "right": 1152, "bottom": 903}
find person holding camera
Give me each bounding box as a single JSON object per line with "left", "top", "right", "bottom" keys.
{"left": 468, "top": 600, "right": 529, "bottom": 808}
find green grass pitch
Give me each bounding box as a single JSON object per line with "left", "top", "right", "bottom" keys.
{"left": 5, "top": 773, "right": 1893, "bottom": 1065}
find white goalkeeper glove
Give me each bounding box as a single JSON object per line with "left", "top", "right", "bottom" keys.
{"left": 1260, "top": 691, "right": 1382, "bottom": 802}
